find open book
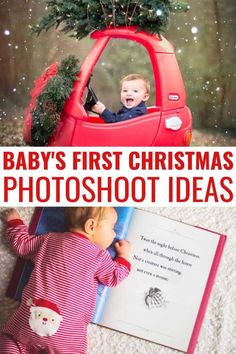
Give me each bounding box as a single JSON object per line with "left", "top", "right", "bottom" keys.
{"left": 6, "top": 207, "right": 226, "bottom": 354}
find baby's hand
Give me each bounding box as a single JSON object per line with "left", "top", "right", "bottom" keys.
{"left": 92, "top": 101, "right": 106, "bottom": 115}
{"left": 0, "top": 208, "right": 20, "bottom": 223}
{"left": 115, "top": 240, "right": 131, "bottom": 261}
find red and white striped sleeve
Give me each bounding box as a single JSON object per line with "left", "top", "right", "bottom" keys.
{"left": 95, "top": 249, "right": 131, "bottom": 287}
{"left": 6, "top": 219, "right": 47, "bottom": 260}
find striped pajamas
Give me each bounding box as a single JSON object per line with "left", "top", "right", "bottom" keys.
{"left": 0, "top": 219, "right": 130, "bottom": 353}
{"left": 0, "top": 333, "right": 38, "bottom": 354}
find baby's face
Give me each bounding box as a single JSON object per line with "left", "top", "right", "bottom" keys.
{"left": 93, "top": 208, "right": 118, "bottom": 249}
{"left": 120, "top": 79, "right": 149, "bottom": 109}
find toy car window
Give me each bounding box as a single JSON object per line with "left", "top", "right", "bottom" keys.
{"left": 91, "top": 39, "right": 155, "bottom": 111}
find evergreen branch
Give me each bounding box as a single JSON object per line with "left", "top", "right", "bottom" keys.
{"left": 170, "top": 2, "right": 189, "bottom": 12}
{"left": 125, "top": 0, "right": 131, "bottom": 26}
{"left": 129, "top": 0, "right": 140, "bottom": 26}
{"left": 111, "top": 0, "right": 116, "bottom": 26}
{"left": 99, "top": 0, "right": 108, "bottom": 25}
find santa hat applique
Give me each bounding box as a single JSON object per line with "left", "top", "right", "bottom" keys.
{"left": 27, "top": 298, "right": 61, "bottom": 315}
{"left": 28, "top": 298, "right": 63, "bottom": 337}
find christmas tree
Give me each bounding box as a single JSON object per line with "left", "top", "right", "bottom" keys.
{"left": 33, "top": 0, "right": 189, "bottom": 39}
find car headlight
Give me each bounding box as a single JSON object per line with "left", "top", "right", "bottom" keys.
{"left": 165, "top": 116, "right": 182, "bottom": 131}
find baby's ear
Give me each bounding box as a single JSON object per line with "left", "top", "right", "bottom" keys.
{"left": 143, "top": 93, "right": 149, "bottom": 102}
{"left": 84, "top": 218, "right": 96, "bottom": 235}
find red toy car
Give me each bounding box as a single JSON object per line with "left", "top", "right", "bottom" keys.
{"left": 24, "top": 26, "right": 192, "bottom": 146}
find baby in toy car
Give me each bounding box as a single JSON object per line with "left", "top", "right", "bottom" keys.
{"left": 92, "top": 74, "right": 150, "bottom": 123}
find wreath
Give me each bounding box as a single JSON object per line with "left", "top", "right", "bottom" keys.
{"left": 30, "top": 55, "right": 80, "bottom": 146}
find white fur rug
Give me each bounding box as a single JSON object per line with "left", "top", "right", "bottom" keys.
{"left": 0, "top": 207, "right": 235, "bottom": 354}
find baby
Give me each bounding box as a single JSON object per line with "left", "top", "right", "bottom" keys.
{"left": 92, "top": 74, "right": 150, "bottom": 123}
{"left": 0, "top": 207, "right": 131, "bottom": 354}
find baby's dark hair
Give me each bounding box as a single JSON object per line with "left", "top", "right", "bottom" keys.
{"left": 64, "top": 207, "right": 107, "bottom": 231}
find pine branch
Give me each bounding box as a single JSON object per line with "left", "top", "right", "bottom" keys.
{"left": 125, "top": 0, "right": 131, "bottom": 26}
{"left": 111, "top": 0, "right": 116, "bottom": 26}
{"left": 129, "top": 0, "right": 140, "bottom": 26}
{"left": 99, "top": 0, "right": 108, "bottom": 25}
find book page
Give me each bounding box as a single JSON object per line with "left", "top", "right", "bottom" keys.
{"left": 100, "top": 209, "right": 221, "bottom": 351}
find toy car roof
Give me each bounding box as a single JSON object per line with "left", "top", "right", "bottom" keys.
{"left": 90, "top": 26, "right": 175, "bottom": 54}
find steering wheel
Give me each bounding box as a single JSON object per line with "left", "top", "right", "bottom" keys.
{"left": 84, "top": 77, "right": 99, "bottom": 112}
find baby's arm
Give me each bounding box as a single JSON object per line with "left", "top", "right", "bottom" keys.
{"left": 92, "top": 101, "right": 106, "bottom": 115}
{"left": 93, "top": 104, "right": 147, "bottom": 123}
{"left": 96, "top": 240, "right": 131, "bottom": 287}
{"left": 1, "top": 208, "right": 46, "bottom": 259}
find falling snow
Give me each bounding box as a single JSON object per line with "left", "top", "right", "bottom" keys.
{"left": 191, "top": 26, "right": 198, "bottom": 34}
{"left": 4, "top": 29, "right": 10, "bottom": 36}
{"left": 156, "top": 10, "right": 162, "bottom": 17}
